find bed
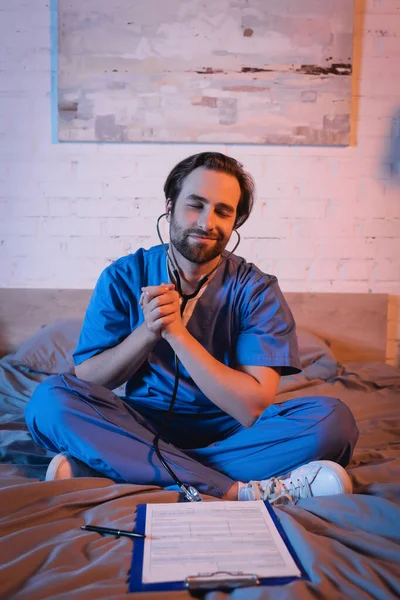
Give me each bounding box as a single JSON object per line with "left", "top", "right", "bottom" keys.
{"left": 0, "top": 289, "right": 399, "bottom": 599}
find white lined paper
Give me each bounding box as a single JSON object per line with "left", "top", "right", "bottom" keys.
{"left": 141, "top": 500, "right": 301, "bottom": 584}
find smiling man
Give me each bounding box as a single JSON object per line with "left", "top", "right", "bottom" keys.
{"left": 25, "top": 152, "right": 359, "bottom": 504}
{"left": 168, "top": 171, "right": 238, "bottom": 264}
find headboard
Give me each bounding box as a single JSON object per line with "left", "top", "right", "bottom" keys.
{"left": 0, "top": 288, "right": 388, "bottom": 363}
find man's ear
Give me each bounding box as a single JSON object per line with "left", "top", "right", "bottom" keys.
{"left": 166, "top": 200, "right": 172, "bottom": 220}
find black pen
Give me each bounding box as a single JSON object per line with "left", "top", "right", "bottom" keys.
{"left": 81, "top": 525, "right": 146, "bottom": 539}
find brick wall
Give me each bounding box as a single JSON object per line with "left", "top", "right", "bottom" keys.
{"left": 0, "top": 0, "right": 399, "bottom": 365}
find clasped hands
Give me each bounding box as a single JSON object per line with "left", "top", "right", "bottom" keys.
{"left": 140, "top": 283, "right": 185, "bottom": 341}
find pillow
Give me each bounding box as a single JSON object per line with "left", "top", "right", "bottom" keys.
{"left": 9, "top": 319, "right": 83, "bottom": 375}
{"left": 10, "top": 320, "right": 337, "bottom": 385}
{"left": 277, "top": 329, "right": 338, "bottom": 396}
{"left": 297, "top": 328, "right": 338, "bottom": 379}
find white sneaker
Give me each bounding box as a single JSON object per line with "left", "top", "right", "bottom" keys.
{"left": 45, "top": 452, "right": 102, "bottom": 481}
{"left": 238, "top": 460, "right": 353, "bottom": 505}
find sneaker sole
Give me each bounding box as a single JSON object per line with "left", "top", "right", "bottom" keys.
{"left": 45, "top": 452, "right": 73, "bottom": 481}
{"left": 308, "top": 460, "right": 353, "bottom": 494}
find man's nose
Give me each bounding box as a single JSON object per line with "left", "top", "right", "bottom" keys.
{"left": 198, "top": 208, "right": 216, "bottom": 231}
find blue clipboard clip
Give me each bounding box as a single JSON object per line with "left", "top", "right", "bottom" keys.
{"left": 185, "top": 570, "right": 260, "bottom": 591}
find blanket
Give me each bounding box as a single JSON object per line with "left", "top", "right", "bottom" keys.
{"left": 0, "top": 355, "right": 399, "bottom": 599}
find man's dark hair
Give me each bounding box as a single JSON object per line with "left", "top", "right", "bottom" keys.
{"left": 163, "top": 152, "right": 255, "bottom": 229}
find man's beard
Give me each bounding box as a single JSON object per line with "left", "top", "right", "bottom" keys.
{"left": 169, "top": 218, "right": 228, "bottom": 264}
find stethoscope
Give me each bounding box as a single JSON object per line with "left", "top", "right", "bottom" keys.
{"left": 153, "top": 212, "right": 241, "bottom": 502}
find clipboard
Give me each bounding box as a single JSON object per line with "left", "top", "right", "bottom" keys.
{"left": 129, "top": 500, "right": 308, "bottom": 593}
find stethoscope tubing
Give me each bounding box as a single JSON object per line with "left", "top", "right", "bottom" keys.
{"left": 153, "top": 213, "right": 241, "bottom": 501}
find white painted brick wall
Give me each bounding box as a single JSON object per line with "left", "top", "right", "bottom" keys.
{"left": 0, "top": 0, "right": 400, "bottom": 365}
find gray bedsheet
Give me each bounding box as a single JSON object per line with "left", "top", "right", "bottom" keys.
{"left": 0, "top": 358, "right": 399, "bottom": 599}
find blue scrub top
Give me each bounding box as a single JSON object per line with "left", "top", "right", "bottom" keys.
{"left": 73, "top": 245, "right": 301, "bottom": 416}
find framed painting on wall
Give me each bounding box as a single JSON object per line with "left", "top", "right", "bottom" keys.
{"left": 58, "top": 0, "right": 354, "bottom": 145}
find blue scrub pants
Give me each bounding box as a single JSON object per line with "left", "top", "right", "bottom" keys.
{"left": 25, "top": 374, "right": 359, "bottom": 498}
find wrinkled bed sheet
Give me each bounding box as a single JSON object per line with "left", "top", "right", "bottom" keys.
{"left": 0, "top": 358, "right": 399, "bottom": 599}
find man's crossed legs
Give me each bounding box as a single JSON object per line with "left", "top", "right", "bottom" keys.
{"left": 25, "top": 374, "right": 359, "bottom": 504}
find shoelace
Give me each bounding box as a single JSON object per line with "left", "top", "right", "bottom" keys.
{"left": 284, "top": 476, "right": 313, "bottom": 503}
{"left": 257, "top": 476, "right": 313, "bottom": 505}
